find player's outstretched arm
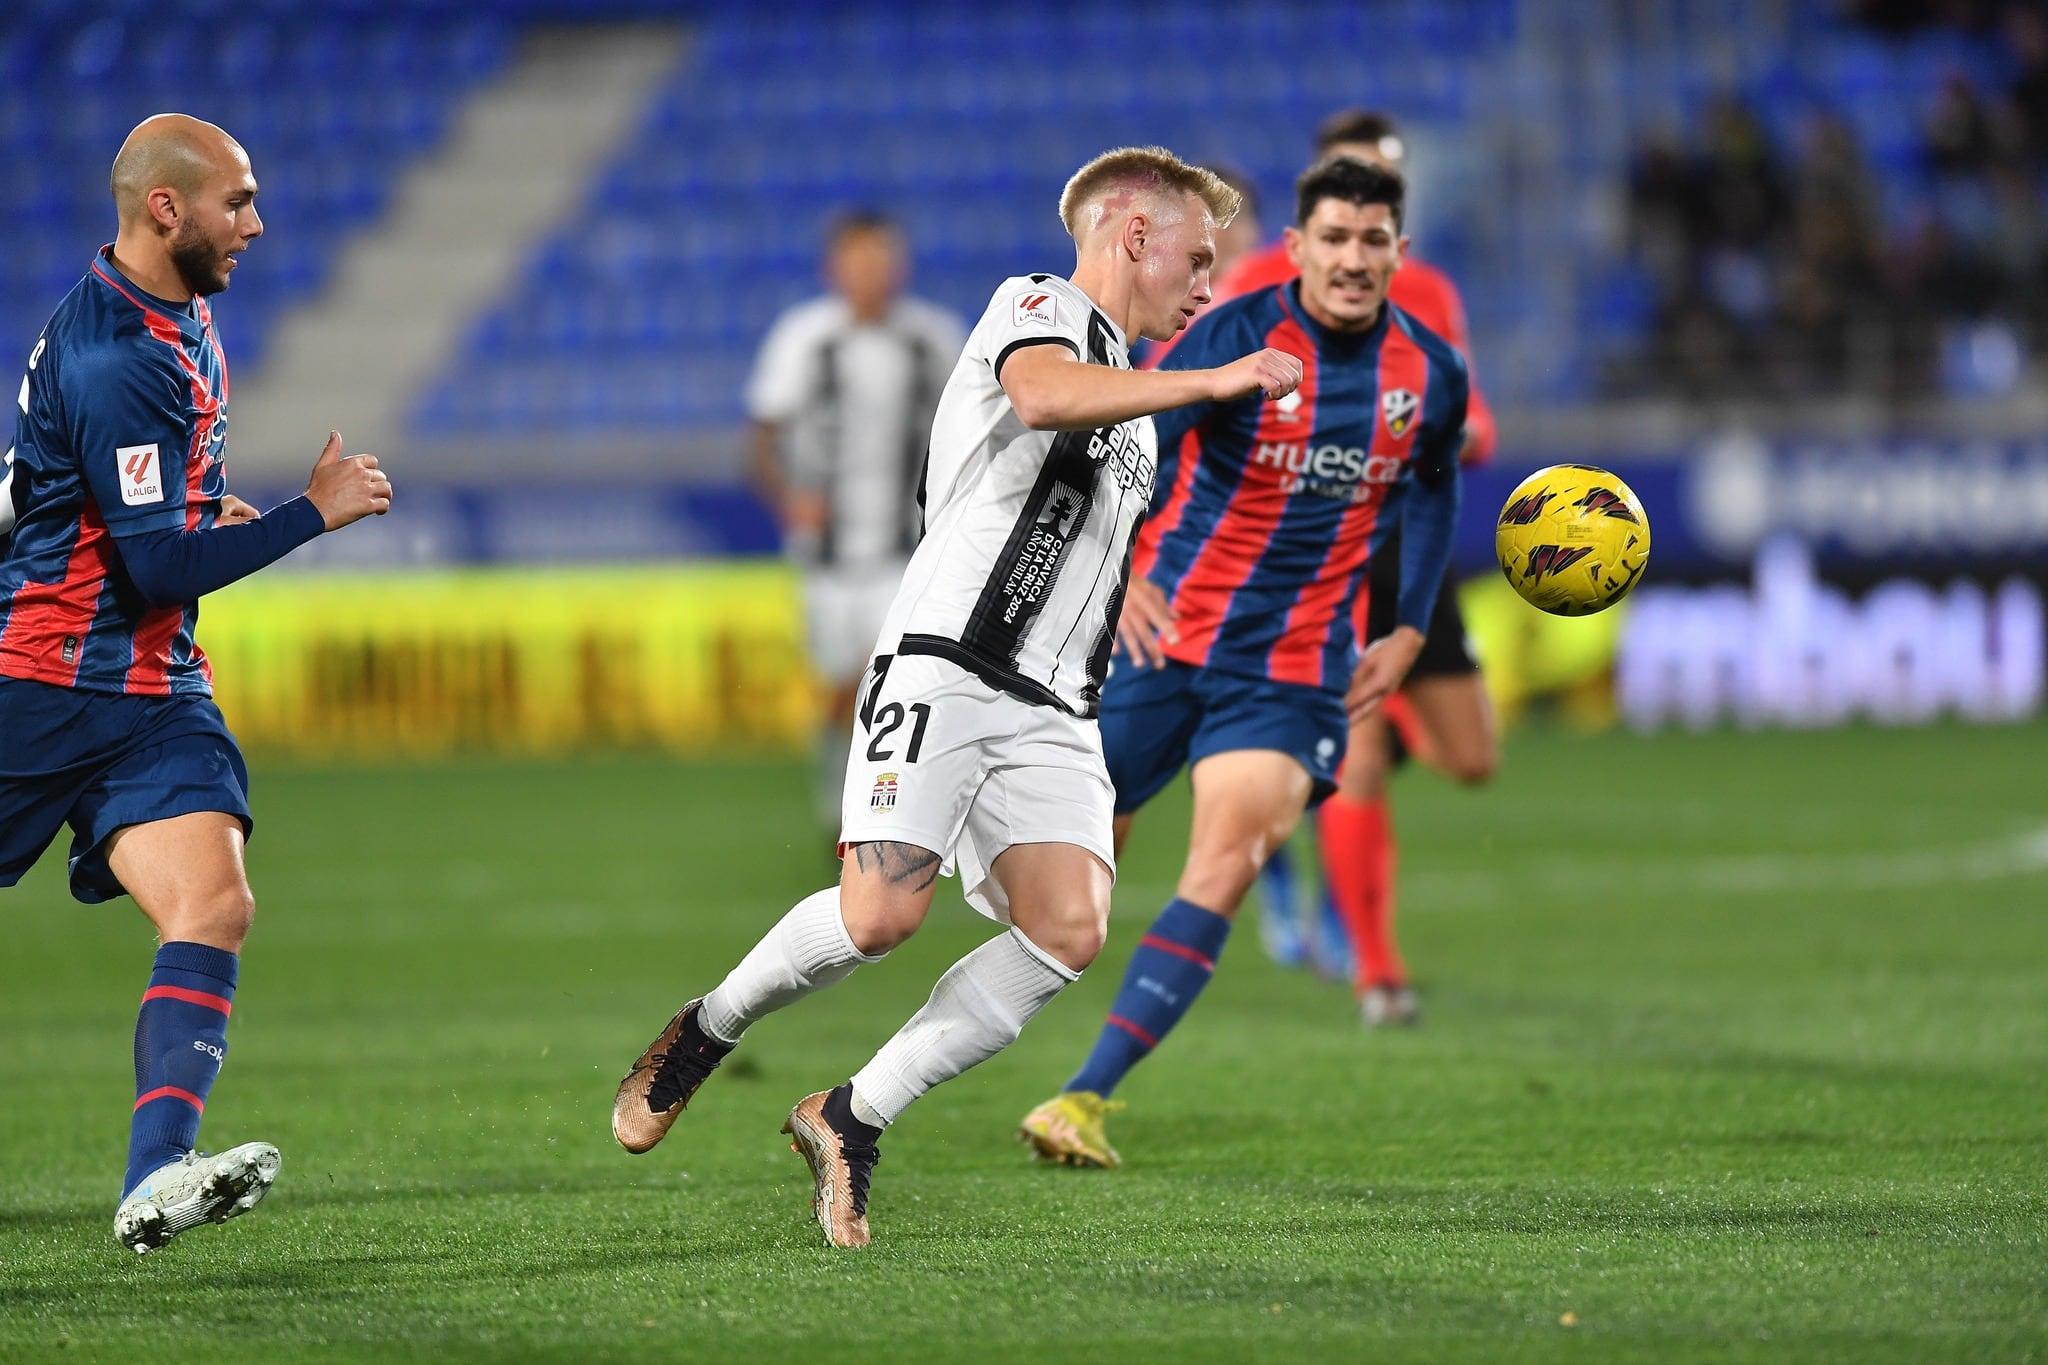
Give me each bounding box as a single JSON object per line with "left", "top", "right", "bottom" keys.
{"left": 1000, "top": 345, "right": 1300, "bottom": 432}
{"left": 116, "top": 431, "right": 392, "bottom": 607}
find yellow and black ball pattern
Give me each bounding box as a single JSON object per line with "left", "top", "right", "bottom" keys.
{"left": 1494, "top": 464, "right": 1651, "bottom": 616}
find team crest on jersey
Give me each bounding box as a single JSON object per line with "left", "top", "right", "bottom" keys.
{"left": 870, "top": 772, "right": 899, "bottom": 813}
{"left": 1381, "top": 389, "right": 1419, "bottom": 439}
{"left": 1013, "top": 291, "right": 1058, "bottom": 329}
{"left": 1037, "top": 485, "right": 1086, "bottom": 537}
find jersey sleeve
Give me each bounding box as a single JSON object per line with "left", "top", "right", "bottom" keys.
{"left": 1393, "top": 349, "right": 1471, "bottom": 630}
{"left": 117, "top": 495, "right": 326, "bottom": 606}
{"left": 744, "top": 308, "right": 818, "bottom": 424}
{"left": 1417, "top": 347, "right": 1469, "bottom": 487}
{"left": 986, "top": 279, "right": 1088, "bottom": 384}
{"left": 61, "top": 340, "right": 200, "bottom": 537}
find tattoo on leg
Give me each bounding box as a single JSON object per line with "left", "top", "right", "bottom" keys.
{"left": 855, "top": 841, "right": 942, "bottom": 891}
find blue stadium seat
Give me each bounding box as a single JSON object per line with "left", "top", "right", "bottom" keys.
{"left": 0, "top": 7, "right": 516, "bottom": 373}
{"left": 16, "top": 0, "right": 2013, "bottom": 431}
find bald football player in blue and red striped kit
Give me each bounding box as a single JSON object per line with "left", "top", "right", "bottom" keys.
{"left": 1021, "top": 156, "right": 1466, "bottom": 1167}
{"left": 0, "top": 114, "right": 391, "bottom": 1251}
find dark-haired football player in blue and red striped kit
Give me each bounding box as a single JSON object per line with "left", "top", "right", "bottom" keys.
{"left": 0, "top": 114, "right": 392, "bottom": 1251}
{"left": 1021, "top": 156, "right": 1467, "bottom": 1167}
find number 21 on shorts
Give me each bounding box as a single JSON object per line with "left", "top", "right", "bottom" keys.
{"left": 866, "top": 701, "right": 930, "bottom": 763}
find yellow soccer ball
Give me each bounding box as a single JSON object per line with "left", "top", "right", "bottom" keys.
{"left": 1494, "top": 464, "right": 1651, "bottom": 616}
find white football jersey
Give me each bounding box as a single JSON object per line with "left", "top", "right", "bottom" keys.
{"left": 744, "top": 295, "right": 966, "bottom": 571}
{"left": 872, "top": 273, "right": 1158, "bottom": 718}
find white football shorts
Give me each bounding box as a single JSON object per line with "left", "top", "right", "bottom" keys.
{"left": 838, "top": 651, "right": 1116, "bottom": 922}
{"left": 804, "top": 564, "right": 907, "bottom": 684}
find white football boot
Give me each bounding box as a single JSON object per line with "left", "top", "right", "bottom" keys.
{"left": 1360, "top": 983, "right": 1421, "bottom": 1028}
{"left": 113, "top": 1141, "right": 281, "bottom": 1254}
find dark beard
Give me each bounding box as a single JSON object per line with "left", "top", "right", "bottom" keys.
{"left": 168, "top": 222, "right": 231, "bottom": 297}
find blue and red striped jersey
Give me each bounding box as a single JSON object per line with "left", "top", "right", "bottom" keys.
{"left": 1139, "top": 282, "right": 1467, "bottom": 694}
{"left": 0, "top": 249, "right": 230, "bottom": 695}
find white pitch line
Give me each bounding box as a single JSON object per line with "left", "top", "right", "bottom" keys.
{"left": 1391, "top": 824, "right": 2048, "bottom": 909}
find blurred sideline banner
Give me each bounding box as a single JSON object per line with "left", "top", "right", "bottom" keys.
{"left": 198, "top": 557, "right": 2038, "bottom": 758}
{"left": 1466, "top": 435, "right": 2047, "bottom": 731}
{"left": 207, "top": 428, "right": 2047, "bottom": 755}
{"left": 1455, "top": 434, "right": 2048, "bottom": 579}
{"left": 202, "top": 564, "right": 815, "bottom": 757}
{"left": 1614, "top": 541, "right": 2043, "bottom": 730}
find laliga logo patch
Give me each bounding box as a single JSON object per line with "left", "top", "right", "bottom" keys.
{"left": 1274, "top": 390, "right": 1304, "bottom": 421}
{"left": 870, "top": 772, "right": 899, "bottom": 813}
{"left": 1013, "top": 291, "right": 1058, "bottom": 329}
{"left": 1381, "top": 389, "right": 1419, "bottom": 439}
{"left": 116, "top": 443, "right": 162, "bottom": 506}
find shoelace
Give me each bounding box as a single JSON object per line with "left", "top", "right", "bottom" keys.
{"left": 839, "top": 1138, "right": 882, "bottom": 1217}
{"left": 647, "top": 1038, "right": 724, "bottom": 1113}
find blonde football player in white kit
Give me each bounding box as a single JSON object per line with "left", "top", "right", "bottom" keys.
{"left": 612, "top": 147, "right": 1302, "bottom": 1248}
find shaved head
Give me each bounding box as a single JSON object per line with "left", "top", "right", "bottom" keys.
{"left": 1058, "top": 146, "right": 1239, "bottom": 241}
{"left": 107, "top": 113, "right": 262, "bottom": 299}
{"left": 111, "top": 114, "right": 247, "bottom": 225}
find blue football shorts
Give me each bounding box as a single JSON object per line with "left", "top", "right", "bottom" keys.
{"left": 1097, "top": 659, "right": 1349, "bottom": 816}
{"left": 0, "top": 676, "right": 253, "bottom": 904}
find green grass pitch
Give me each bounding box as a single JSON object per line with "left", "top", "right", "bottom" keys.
{"left": 1, "top": 721, "right": 2043, "bottom": 1363}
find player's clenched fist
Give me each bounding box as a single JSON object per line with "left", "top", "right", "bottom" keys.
{"left": 1209, "top": 348, "right": 1303, "bottom": 404}
{"left": 303, "top": 430, "right": 393, "bottom": 530}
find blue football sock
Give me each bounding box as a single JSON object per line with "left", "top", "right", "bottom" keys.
{"left": 125, "top": 942, "right": 238, "bottom": 1198}
{"left": 1065, "top": 898, "right": 1231, "bottom": 1099}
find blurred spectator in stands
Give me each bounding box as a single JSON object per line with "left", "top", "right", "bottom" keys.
{"left": 1925, "top": 73, "right": 2008, "bottom": 178}
{"left": 744, "top": 210, "right": 966, "bottom": 827}
{"left": 1771, "top": 113, "right": 1884, "bottom": 392}
{"left": 2009, "top": 7, "right": 2048, "bottom": 165}
{"left": 1840, "top": 0, "right": 2006, "bottom": 36}
{"left": 1697, "top": 97, "right": 1790, "bottom": 256}
{"left": 1627, "top": 97, "right": 1796, "bottom": 397}
{"left": 1627, "top": 127, "right": 1697, "bottom": 300}
{"left": 1621, "top": 50, "right": 2048, "bottom": 404}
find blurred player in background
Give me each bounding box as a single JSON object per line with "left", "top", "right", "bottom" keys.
{"left": 1021, "top": 157, "right": 1467, "bottom": 1168}
{"left": 746, "top": 210, "right": 966, "bottom": 827}
{"left": 613, "top": 147, "right": 1299, "bottom": 1248}
{"left": 1230, "top": 110, "right": 1501, "bottom": 1025}
{"left": 0, "top": 115, "right": 393, "bottom": 1252}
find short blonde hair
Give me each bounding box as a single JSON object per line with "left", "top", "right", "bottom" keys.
{"left": 1057, "top": 146, "right": 1241, "bottom": 238}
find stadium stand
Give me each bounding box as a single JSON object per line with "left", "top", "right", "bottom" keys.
{"left": 1, "top": 1, "right": 2041, "bottom": 433}
{"left": 0, "top": 2, "right": 524, "bottom": 374}
{"left": 412, "top": 0, "right": 2044, "bottom": 437}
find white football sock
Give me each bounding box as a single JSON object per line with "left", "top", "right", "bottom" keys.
{"left": 698, "top": 888, "right": 880, "bottom": 1044}
{"left": 849, "top": 926, "right": 1080, "bottom": 1126}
